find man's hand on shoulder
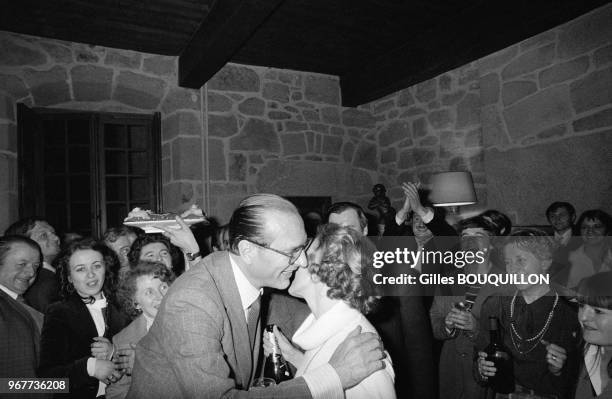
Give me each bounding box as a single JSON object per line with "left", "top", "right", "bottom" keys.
{"left": 328, "top": 326, "right": 385, "bottom": 389}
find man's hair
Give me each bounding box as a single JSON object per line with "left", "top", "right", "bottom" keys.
{"left": 480, "top": 209, "right": 512, "bottom": 236}
{"left": 103, "top": 226, "right": 136, "bottom": 244}
{"left": 116, "top": 260, "right": 176, "bottom": 319}
{"left": 0, "top": 235, "right": 43, "bottom": 267}
{"left": 459, "top": 215, "right": 498, "bottom": 236}
{"left": 4, "top": 217, "right": 47, "bottom": 237}
{"left": 228, "top": 194, "right": 299, "bottom": 253}
{"left": 545, "top": 202, "right": 576, "bottom": 220}
{"left": 326, "top": 202, "right": 368, "bottom": 231}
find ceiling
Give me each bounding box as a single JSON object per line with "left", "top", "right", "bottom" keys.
{"left": 1, "top": 0, "right": 608, "bottom": 106}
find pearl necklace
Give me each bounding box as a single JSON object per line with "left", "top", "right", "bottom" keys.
{"left": 509, "top": 290, "right": 558, "bottom": 355}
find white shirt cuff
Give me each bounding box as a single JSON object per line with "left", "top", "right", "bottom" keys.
{"left": 87, "top": 357, "right": 96, "bottom": 377}
{"left": 302, "top": 363, "right": 343, "bottom": 399}
{"left": 395, "top": 214, "right": 405, "bottom": 226}
{"left": 421, "top": 208, "right": 434, "bottom": 224}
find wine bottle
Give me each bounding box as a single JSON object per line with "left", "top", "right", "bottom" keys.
{"left": 484, "top": 316, "right": 514, "bottom": 394}
{"left": 264, "top": 325, "right": 292, "bottom": 383}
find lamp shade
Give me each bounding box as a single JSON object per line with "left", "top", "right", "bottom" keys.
{"left": 429, "top": 171, "right": 477, "bottom": 207}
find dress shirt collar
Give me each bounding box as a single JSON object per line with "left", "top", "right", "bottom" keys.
{"left": 0, "top": 283, "right": 18, "bottom": 300}
{"left": 229, "top": 254, "right": 262, "bottom": 314}
{"left": 42, "top": 261, "right": 56, "bottom": 273}
{"left": 554, "top": 229, "right": 572, "bottom": 246}
{"left": 144, "top": 314, "right": 155, "bottom": 331}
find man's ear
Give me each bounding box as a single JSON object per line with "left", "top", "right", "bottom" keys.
{"left": 363, "top": 226, "right": 369, "bottom": 236}
{"left": 237, "top": 240, "right": 255, "bottom": 264}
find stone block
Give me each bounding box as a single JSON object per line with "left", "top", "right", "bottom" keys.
{"left": 230, "top": 118, "right": 279, "bottom": 152}
{"left": 594, "top": 45, "right": 612, "bottom": 68}
{"left": 485, "top": 130, "right": 612, "bottom": 224}
{"left": 74, "top": 45, "right": 101, "bottom": 63}
{"left": 268, "top": 111, "right": 292, "bottom": 120}
{"left": 310, "top": 123, "right": 328, "bottom": 134}
{"left": 263, "top": 82, "right": 290, "bottom": 103}
{"left": 415, "top": 79, "right": 437, "bottom": 103}
{"left": 209, "top": 114, "right": 237, "bottom": 138}
{"left": 398, "top": 149, "right": 414, "bottom": 169}
{"left": 419, "top": 136, "right": 438, "bottom": 147}
{"left": 208, "top": 92, "right": 233, "bottom": 112}
{"left": 162, "top": 142, "right": 171, "bottom": 158}
{"left": 172, "top": 137, "right": 202, "bottom": 180}
{"left": 373, "top": 99, "right": 395, "bottom": 114}
{"left": 41, "top": 42, "right": 72, "bottom": 63}
{"left": 23, "top": 66, "right": 71, "bottom": 106}
{"left": 502, "top": 80, "right": 537, "bottom": 106}
{"left": 163, "top": 182, "right": 194, "bottom": 211}
{"left": 0, "top": 37, "right": 46, "bottom": 66}
{"left": 570, "top": 66, "right": 612, "bottom": 114}
{"left": 314, "top": 134, "right": 322, "bottom": 153}
{"left": 285, "top": 121, "right": 308, "bottom": 132}
{"left": 162, "top": 87, "right": 200, "bottom": 114}
{"left": 539, "top": 56, "right": 590, "bottom": 88}
{"left": 162, "top": 158, "right": 171, "bottom": 184}
{"left": 302, "top": 109, "right": 319, "bottom": 122}
{"left": 320, "top": 107, "right": 340, "bottom": 124}
{"left": 400, "top": 107, "right": 426, "bottom": 118}
{"left": 501, "top": 44, "right": 555, "bottom": 80}
{"left": 573, "top": 108, "right": 612, "bottom": 132}
{"left": 468, "top": 151, "right": 484, "bottom": 172}
{"left": 503, "top": 85, "right": 572, "bottom": 141}
{"left": 428, "top": 101, "right": 441, "bottom": 110}
{"left": 291, "top": 92, "right": 303, "bottom": 101}
{"left": 353, "top": 141, "right": 377, "bottom": 171}
{"left": 441, "top": 90, "right": 466, "bottom": 106}
{"left": 250, "top": 154, "right": 263, "bottom": 164}
{"left": 113, "top": 71, "right": 167, "bottom": 109}
{"left": 162, "top": 112, "right": 201, "bottom": 141}
{"left": 520, "top": 31, "right": 556, "bottom": 52}
{"left": 229, "top": 153, "right": 247, "bottom": 181}
{"left": 342, "top": 141, "right": 355, "bottom": 163}
{"left": 0, "top": 95, "right": 14, "bottom": 121}
{"left": 278, "top": 71, "right": 302, "bottom": 86}
{"left": 322, "top": 136, "right": 342, "bottom": 156}
{"left": 478, "top": 46, "right": 518, "bottom": 73}
{"left": 208, "top": 64, "right": 260, "bottom": 92}
{"left": 558, "top": 5, "right": 612, "bottom": 59}
{"left": 379, "top": 120, "right": 410, "bottom": 147}
{"left": 0, "top": 74, "right": 28, "bottom": 99}
{"left": 281, "top": 133, "right": 307, "bottom": 155}
{"left": 381, "top": 147, "right": 397, "bottom": 163}
{"left": 235, "top": 97, "right": 263, "bottom": 116}
{"left": 143, "top": 55, "right": 176, "bottom": 77}
{"left": 537, "top": 124, "right": 567, "bottom": 140}
{"left": 458, "top": 66, "right": 478, "bottom": 85}
{"left": 0, "top": 123, "right": 16, "bottom": 152}
{"left": 71, "top": 65, "right": 113, "bottom": 102}
{"left": 449, "top": 157, "right": 468, "bottom": 171}
{"left": 481, "top": 105, "right": 510, "bottom": 148}
{"left": 465, "top": 128, "right": 482, "bottom": 147}
{"left": 208, "top": 138, "right": 226, "bottom": 181}
{"left": 104, "top": 49, "right": 142, "bottom": 69}
{"left": 439, "top": 74, "right": 452, "bottom": 91}
{"left": 479, "top": 73, "right": 499, "bottom": 105}
{"left": 330, "top": 126, "right": 344, "bottom": 136}
{"left": 342, "top": 109, "right": 375, "bottom": 128}
{"left": 304, "top": 75, "right": 339, "bottom": 105}
{"left": 428, "top": 109, "right": 452, "bottom": 129}
{"left": 397, "top": 88, "right": 415, "bottom": 106}
{"left": 412, "top": 117, "right": 428, "bottom": 138}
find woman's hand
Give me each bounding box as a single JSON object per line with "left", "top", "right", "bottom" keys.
{"left": 156, "top": 216, "right": 200, "bottom": 255}
{"left": 113, "top": 343, "right": 136, "bottom": 376}
{"left": 263, "top": 326, "right": 302, "bottom": 365}
{"left": 93, "top": 359, "right": 123, "bottom": 384}
{"left": 91, "top": 337, "right": 113, "bottom": 360}
{"left": 477, "top": 351, "right": 497, "bottom": 380}
{"left": 542, "top": 339, "right": 567, "bottom": 376}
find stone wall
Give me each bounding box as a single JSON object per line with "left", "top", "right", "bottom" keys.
{"left": 366, "top": 3, "right": 612, "bottom": 224}
{"left": 0, "top": 31, "right": 203, "bottom": 232}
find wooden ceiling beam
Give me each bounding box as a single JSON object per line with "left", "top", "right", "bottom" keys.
{"left": 178, "top": 0, "right": 285, "bottom": 89}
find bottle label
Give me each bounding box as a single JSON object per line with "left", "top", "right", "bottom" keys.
{"left": 493, "top": 350, "right": 510, "bottom": 361}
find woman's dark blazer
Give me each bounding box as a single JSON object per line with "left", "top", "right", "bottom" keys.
{"left": 38, "top": 293, "right": 129, "bottom": 398}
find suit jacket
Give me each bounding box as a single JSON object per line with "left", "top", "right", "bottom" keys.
{"left": 25, "top": 267, "right": 60, "bottom": 314}
{"left": 0, "top": 289, "right": 44, "bottom": 378}
{"left": 38, "top": 293, "right": 129, "bottom": 399}
{"left": 127, "top": 251, "right": 312, "bottom": 399}
{"left": 106, "top": 314, "right": 148, "bottom": 399}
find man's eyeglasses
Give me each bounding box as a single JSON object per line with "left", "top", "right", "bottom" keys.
{"left": 245, "top": 237, "right": 314, "bottom": 265}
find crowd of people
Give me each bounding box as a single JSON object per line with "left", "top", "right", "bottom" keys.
{"left": 0, "top": 183, "right": 611, "bottom": 399}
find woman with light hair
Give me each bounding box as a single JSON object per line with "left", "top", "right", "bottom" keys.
{"left": 268, "top": 223, "right": 396, "bottom": 399}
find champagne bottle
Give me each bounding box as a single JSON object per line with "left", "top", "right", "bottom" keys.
{"left": 264, "top": 325, "right": 292, "bottom": 383}
{"left": 484, "top": 317, "right": 514, "bottom": 394}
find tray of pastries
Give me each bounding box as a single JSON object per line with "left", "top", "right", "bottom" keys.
{"left": 123, "top": 204, "right": 207, "bottom": 233}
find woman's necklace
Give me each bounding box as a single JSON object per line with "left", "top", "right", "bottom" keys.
{"left": 509, "top": 290, "right": 558, "bottom": 355}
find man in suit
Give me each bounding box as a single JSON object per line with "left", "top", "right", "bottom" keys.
{"left": 128, "top": 194, "right": 385, "bottom": 398}
{"left": 0, "top": 235, "right": 45, "bottom": 378}
{"left": 545, "top": 202, "right": 581, "bottom": 285}
{"left": 5, "top": 218, "right": 61, "bottom": 313}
